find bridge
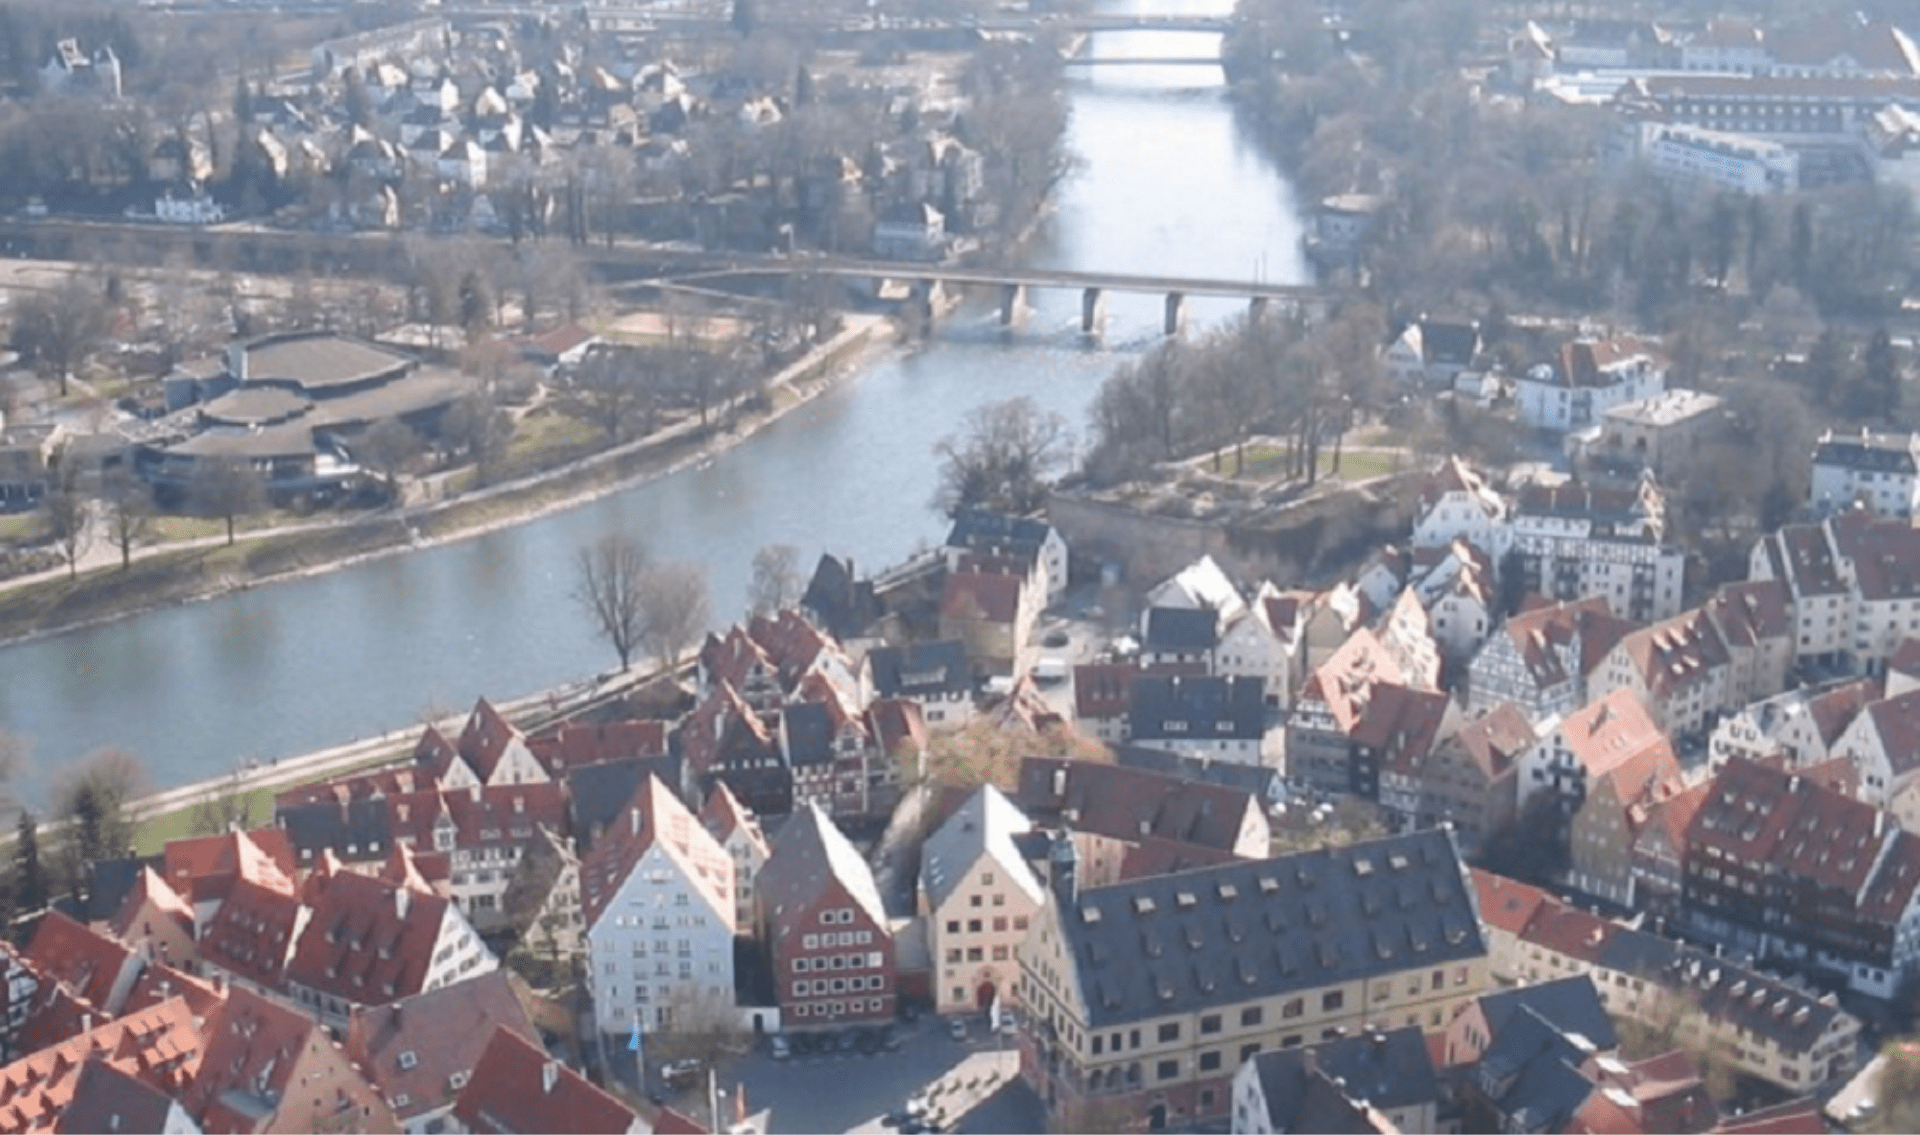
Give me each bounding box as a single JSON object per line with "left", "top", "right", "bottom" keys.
{"left": 566, "top": 8, "right": 1232, "bottom": 37}
{"left": 1061, "top": 55, "right": 1222, "bottom": 66}
{"left": 675, "top": 257, "right": 1323, "bottom": 336}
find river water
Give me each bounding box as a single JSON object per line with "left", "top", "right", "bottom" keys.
{"left": 0, "top": 0, "right": 1311, "bottom": 793}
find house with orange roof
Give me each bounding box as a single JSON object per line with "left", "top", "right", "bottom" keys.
{"left": 581, "top": 776, "right": 735, "bottom": 1037}
{"left": 1566, "top": 1049, "right": 1719, "bottom": 1135}
{"left": 382, "top": 782, "right": 568, "bottom": 931}
{"left": 0, "top": 997, "right": 202, "bottom": 1135}
{"left": 182, "top": 986, "right": 398, "bottom": 1134}
{"left": 1468, "top": 597, "right": 1639, "bottom": 725}
{"left": 1518, "top": 688, "right": 1668, "bottom": 816}
{"left": 1399, "top": 703, "right": 1534, "bottom": 858}
{"left": 1566, "top": 727, "right": 1685, "bottom": 906}
{"left": 1627, "top": 778, "right": 1713, "bottom": 913}
{"left": 1833, "top": 685, "right": 1920, "bottom": 828}
{"left": 24, "top": 912, "right": 144, "bottom": 1018}
{"left": 162, "top": 829, "right": 296, "bottom": 909}
{"left": 451, "top": 1027, "right": 643, "bottom": 1135}
{"left": 939, "top": 568, "right": 1037, "bottom": 679}
{"left": 1470, "top": 869, "right": 1554, "bottom": 981}
{"left": 121, "top": 963, "right": 226, "bottom": 1038}
{"left": 1709, "top": 676, "right": 1877, "bottom": 774}
{"left": 1286, "top": 627, "right": 1408, "bottom": 797}
{"left": 193, "top": 866, "right": 302, "bottom": 1000}
{"left": 108, "top": 868, "right": 199, "bottom": 975}
{"left": 527, "top": 719, "right": 668, "bottom": 778}
{"left": 283, "top": 869, "right": 494, "bottom": 1030}
{"left": 700, "top": 782, "right": 770, "bottom": 936}
{"left": 1594, "top": 609, "right": 1735, "bottom": 740}
{"left": 1517, "top": 333, "right": 1667, "bottom": 434}
{"left": 345, "top": 970, "right": 538, "bottom": 1135}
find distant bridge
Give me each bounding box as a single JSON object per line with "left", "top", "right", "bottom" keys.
{"left": 675, "top": 257, "right": 1324, "bottom": 336}
{"left": 561, "top": 8, "right": 1234, "bottom": 37}
{"left": 1061, "top": 55, "right": 1223, "bottom": 66}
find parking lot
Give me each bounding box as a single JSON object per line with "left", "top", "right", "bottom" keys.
{"left": 667, "top": 1015, "right": 1041, "bottom": 1134}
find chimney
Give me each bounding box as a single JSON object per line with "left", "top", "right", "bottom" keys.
{"left": 1048, "top": 830, "right": 1079, "bottom": 908}
{"left": 227, "top": 340, "right": 248, "bottom": 384}
{"left": 631, "top": 808, "right": 642, "bottom": 836}
{"left": 542, "top": 1060, "right": 560, "bottom": 1095}
{"left": 395, "top": 886, "right": 410, "bottom": 921}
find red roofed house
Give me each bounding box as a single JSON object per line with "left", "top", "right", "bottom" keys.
{"left": 581, "top": 776, "right": 735, "bottom": 1038}
{"left": 1286, "top": 627, "right": 1408, "bottom": 798}
{"left": 1517, "top": 333, "right": 1666, "bottom": 433}
{"left": 1467, "top": 597, "right": 1638, "bottom": 725}
{"left": 1594, "top": 608, "right": 1735, "bottom": 740}
{"left": 24, "top": 911, "right": 144, "bottom": 1017}
{"left": 0, "top": 945, "right": 40, "bottom": 1062}
{"left": 345, "top": 970, "right": 538, "bottom": 1135}
{"left": 183, "top": 986, "right": 399, "bottom": 1134}
{"left": 1834, "top": 686, "right": 1920, "bottom": 829}
{"left": 1412, "top": 455, "right": 1506, "bottom": 552}
{"left": 284, "top": 869, "right": 495, "bottom": 1030}
{"left": 939, "top": 568, "right": 1037, "bottom": 679}
{"left": 1566, "top": 719, "right": 1685, "bottom": 907}
{"left": 1407, "top": 702, "right": 1536, "bottom": 858}
{"left": 757, "top": 803, "right": 895, "bottom": 1031}
{"left": 193, "top": 862, "right": 303, "bottom": 1000}
{"left": 383, "top": 783, "right": 568, "bottom": 931}
{"left": 162, "top": 829, "right": 297, "bottom": 912}
{"left": 1709, "top": 677, "right": 1878, "bottom": 775}
{"left": 452, "top": 1026, "right": 642, "bottom": 1135}
{"left": 527, "top": 720, "right": 668, "bottom": 778}
{"left": 108, "top": 868, "right": 200, "bottom": 975}
{"left": 0, "top": 997, "right": 202, "bottom": 1134}
{"left": 1470, "top": 869, "right": 1554, "bottom": 981}
{"left": 1627, "top": 778, "right": 1714, "bottom": 914}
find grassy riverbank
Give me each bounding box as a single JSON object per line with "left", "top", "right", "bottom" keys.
{"left": 0, "top": 319, "right": 885, "bottom": 649}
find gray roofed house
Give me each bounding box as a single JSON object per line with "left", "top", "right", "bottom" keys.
{"left": 1451, "top": 976, "right": 1618, "bottom": 1131}
{"left": 1127, "top": 674, "right": 1267, "bottom": 764}
{"left": 1142, "top": 607, "right": 1221, "bottom": 663}
{"left": 944, "top": 508, "right": 1068, "bottom": 603}
{"left": 274, "top": 797, "right": 393, "bottom": 865}
{"left": 1054, "top": 830, "right": 1483, "bottom": 1030}
{"left": 761, "top": 800, "right": 888, "bottom": 928}
{"left": 1236, "top": 1052, "right": 1387, "bottom": 1133}
{"left": 866, "top": 641, "right": 971, "bottom": 700}
{"left": 344, "top": 969, "right": 539, "bottom": 1133}
{"left": 1113, "top": 745, "right": 1284, "bottom": 803}
{"left": 919, "top": 785, "right": 1044, "bottom": 915}
{"left": 801, "top": 553, "right": 885, "bottom": 642}
{"left": 566, "top": 754, "right": 686, "bottom": 854}
{"left": 54, "top": 1059, "right": 193, "bottom": 1135}
{"left": 1014, "top": 756, "right": 1270, "bottom": 858}
{"left": 1236, "top": 1026, "right": 1439, "bottom": 1134}
{"left": 1476, "top": 976, "right": 1619, "bottom": 1054}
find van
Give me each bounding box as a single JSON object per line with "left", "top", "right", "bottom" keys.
{"left": 1032, "top": 657, "right": 1068, "bottom": 684}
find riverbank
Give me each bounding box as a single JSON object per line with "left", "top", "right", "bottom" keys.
{"left": 0, "top": 315, "right": 893, "bottom": 650}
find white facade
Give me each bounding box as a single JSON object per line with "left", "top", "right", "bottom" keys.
{"left": 1810, "top": 431, "right": 1920, "bottom": 518}
{"left": 586, "top": 846, "right": 736, "bottom": 1034}
{"left": 1504, "top": 528, "right": 1686, "bottom": 622}
{"left": 1516, "top": 359, "right": 1665, "bottom": 433}
{"left": 1638, "top": 122, "right": 1800, "bottom": 195}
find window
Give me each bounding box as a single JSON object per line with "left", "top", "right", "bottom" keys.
{"left": 946, "top": 920, "right": 960, "bottom": 934}
{"left": 1093, "top": 1035, "right": 1104, "bottom": 1056}
{"left": 803, "top": 934, "right": 818, "bottom": 950}
{"left": 1157, "top": 1059, "right": 1179, "bottom": 1081}
{"left": 971, "top": 895, "right": 983, "bottom": 908}
{"left": 1322, "top": 991, "right": 1344, "bottom": 1012}
{"left": 795, "top": 958, "right": 811, "bottom": 972}
{"left": 1158, "top": 1022, "right": 1181, "bottom": 1043}
{"left": 968, "top": 920, "right": 983, "bottom": 934}
{"left": 1200, "top": 1014, "right": 1221, "bottom": 1035}
{"left": 946, "top": 949, "right": 961, "bottom": 964}
{"left": 992, "top": 945, "right": 1009, "bottom": 961}
{"left": 967, "top": 947, "right": 984, "bottom": 962}
{"left": 1282, "top": 999, "right": 1303, "bottom": 1019}
{"left": 1130, "top": 1029, "right": 1141, "bottom": 1050}
{"left": 1240, "top": 1006, "right": 1263, "bottom": 1027}
{"left": 1199, "top": 1051, "right": 1221, "bottom": 1072}
{"left": 993, "top": 917, "right": 1008, "bottom": 933}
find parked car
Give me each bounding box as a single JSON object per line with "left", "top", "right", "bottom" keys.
{"left": 660, "top": 1057, "right": 703, "bottom": 1086}
{"left": 948, "top": 1017, "right": 968, "bottom": 1041}
{"left": 770, "top": 1034, "right": 792, "bottom": 1059}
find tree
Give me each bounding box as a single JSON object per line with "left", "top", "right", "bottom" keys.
{"left": 731, "top": 0, "right": 757, "bottom": 36}
{"left": 639, "top": 562, "right": 710, "bottom": 671}
{"left": 933, "top": 397, "right": 1071, "bottom": 518}
{"left": 12, "top": 811, "right": 46, "bottom": 919}
{"left": 747, "top": 543, "right": 803, "bottom": 615}
{"left": 41, "top": 475, "right": 89, "bottom": 581}
{"left": 190, "top": 762, "right": 254, "bottom": 837}
{"left": 651, "top": 986, "right": 751, "bottom": 1072}
{"left": 52, "top": 748, "right": 146, "bottom": 899}
{"left": 191, "top": 458, "right": 268, "bottom": 545}
{"left": 459, "top": 269, "right": 495, "bottom": 336}
{"left": 103, "top": 471, "right": 152, "bottom": 570}
{"left": 1858, "top": 327, "right": 1901, "bottom": 423}
{"left": 574, "top": 534, "right": 651, "bottom": 672}
{"left": 358, "top": 419, "right": 424, "bottom": 501}
{"left": 572, "top": 347, "right": 655, "bottom": 444}
{"left": 8, "top": 276, "right": 112, "bottom": 397}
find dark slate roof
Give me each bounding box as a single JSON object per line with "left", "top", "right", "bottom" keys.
{"left": 274, "top": 798, "right": 392, "bottom": 863}
{"left": 1249, "top": 1052, "right": 1384, "bottom": 1134}
{"left": 566, "top": 755, "right": 685, "bottom": 854}
{"left": 1814, "top": 437, "right": 1918, "bottom": 475}
{"left": 63, "top": 856, "right": 150, "bottom": 924}
{"left": 1254, "top": 1026, "right": 1437, "bottom": 1119}
{"left": 1127, "top": 674, "right": 1265, "bottom": 743}
{"left": 1114, "top": 745, "right": 1282, "bottom": 799}
{"left": 1478, "top": 976, "right": 1617, "bottom": 1049}
{"left": 1143, "top": 607, "right": 1219, "bottom": 654}
{"left": 866, "top": 640, "right": 971, "bottom": 699}
{"left": 1421, "top": 320, "right": 1481, "bottom": 367}
{"left": 801, "top": 553, "right": 884, "bottom": 643}
{"left": 782, "top": 702, "right": 835, "bottom": 768}
{"left": 1057, "top": 829, "right": 1483, "bottom": 1028}
{"left": 55, "top": 1060, "right": 179, "bottom": 1135}
{"left": 945, "top": 509, "right": 1051, "bottom": 557}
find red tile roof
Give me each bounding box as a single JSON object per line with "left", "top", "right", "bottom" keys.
{"left": 1073, "top": 662, "right": 1138, "bottom": 721}
{"left": 284, "top": 872, "right": 456, "bottom": 1006}
{"left": 194, "top": 877, "right": 301, "bottom": 991}
{"left": 528, "top": 720, "right": 667, "bottom": 776}
{"left": 121, "top": 964, "right": 226, "bottom": 1033}
{"left": 867, "top": 698, "right": 928, "bottom": 762}
{"left": 161, "top": 830, "right": 296, "bottom": 902}
{"left": 345, "top": 971, "right": 539, "bottom": 1128}
{"left": 108, "top": 867, "right": 195, "bottom": 957}
{"left": 1302, "top": 628, "right": 1407, "bottom": 732}
{"left": 24, "top": 912, "right": 139, "bottom": 1016}
{"left": 579, "top": 775, "right": 732, "bottom": 930}
{"left": 1707, "top": 1098, "right": 1825, "bottom": 1135}
{"left": 452, "top": 1026, "right": 638, "bottom": 1135}
{"left": 456, "top": 697, "right": 529, "bottom": 783}
{"left": 1614, "top": 610, "right": 1731, "bottom": 703}
{"left": 384, "top": 783, "right": 569, "bottom": 854}
{"left": 1557, "top": 690, "right": 1672, "bottom": 782}
{"left": 0, "top": 997, "right": 202, "bottom": 1133}
{"left": 185, "top": 986, "right": 396, "bottom": 1134}
{"left": 1471, "top": 869, "right": 1553, "bottom": 937}
{"left": 1014, "top": 758, "right": 1259, "bottom": 854}
{"left": 1452, "top": 704, "right": 1537, "bottom": 780}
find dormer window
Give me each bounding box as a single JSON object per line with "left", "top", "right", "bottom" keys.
{"left": 398, "top": 1051, "right": 418, "bottom": 1071}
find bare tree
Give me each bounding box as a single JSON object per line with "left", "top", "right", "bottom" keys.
{"left": 52, "top": 747, "right": 147, "bottom": 896}
{"left": 571, "top": 347, "right": 655, "bottom": 444}
{"left": 191, "top": 459, "right": 268, "bottom": 546}
{"left": 103, "top": 471, "right": 153, "bottom": 571}
{"left": 933, "top": 397, "right": 1071, "bottom": 518}
{"left": 358, "top": 418, "right": 424, "bottom": 501}
{"left": 640, "top": 562, "right": 710, "bottom": 671}
{"left": 574, "top": 534, "right": 651, "bottom": 672}
{"left": 746, "top": 543, "right": 803, "bottom": 615}
{"left": 650, "top": 986, "right": 751, "bottom": 1071}
{"left": 9, "top": 275, "right": 113, "bottom": 397}
{"left": 190, "top": 762, "right": 254, "bottom": 836}
{"left": 41, "top": 476, "right": 90, "bottom": 580}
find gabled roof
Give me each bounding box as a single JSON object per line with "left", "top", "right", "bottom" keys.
{"left": 1128, "top": 674, "right": 1265, "bottom": 742}
{"left": 1249, "top": 1029, "right": 1434, "bottom": 1134}
{"left": 184, "top": 985, "right": 392, "bottom": 1133}
{"left": 283, "top": 871, "right": 459, "bottom": 1006}
{"left": 1419, "top": 455, "right": 1502, "bottom": 514}
{"left": 53, "top": 1059, "right": 183, "bottom": 1135}
{"left": 455, "top": 698, "right": 539, "bottom": 784}
{"left": 1074, "top": 662, "right": 1139, "bottom": 720}
{"left": 1351, "top": 683, "right": 1452, "bottom": 775}
{"left": 528, "top": 720, "right": 667, "bottom": 777}
{"left": 1471, "top": 869, "right": 1553, "bottom": 937}
{"left": 195, "top": 876, "right": 302, "bottom": 991}
{"left": 579, "top": 775, "right": 732, "bottom": 931}
{"left": 0, "top": 998, "right": 202, "bottom": 1133}
{"left": 1302, "top": 628, "right": 1407, "bottom": 733}
{"left": 1554, "top": 690, "right": 1672, "bottom": 782}
{"left": 1057, "top": 830, "right": 1482, "bottom": 1029}
{"left": 920, "top": 785, "right": 1044, "bottom": 914}
{"left": 453, "top": 1026, "right": 638, "bottom": 1135}
{"left": 25, "top": 912, "right": 138, "bottom": 1017}
{"left": 758, "top": 802, "right": 887, "bottom": 929}
{"left": 865, "top": 640, "right": 971, "bottom": 699}
{"left": 566, "top": 755, "right": 685, "bottom": 854}
{"left": 108, "top": 867, "right": 194, "bottom": 946}
{"left": 121, "top": 962, "right": 226, "bottom": 1030}
{"left": 1144, "top": 555, "right": 1247, "bottom": 622}
{"left": 1142, "top": 607, "right": 1219, "bottom": 655}
{"left": 944, "top": 509, "right": 1053, "bottom": 558}
{"left": 345, "top": 971, "right": 539, "bottom": 1127}
{"left": 1448, "top": 704, "right": 1537, "bottom": 780}
{"left": 940, "top": 572, "right": 1023, "bottom": 625}
{"left": 1689, "top": 757, "right": 1912, "bottom": 907}
{"left": 1014, "top": 757, "right": 1259, "bottom": 853}
{"left": 384, "top": 784, "right": 569, "bottom": 854}
{"left": 699, "top": 781, "right": 769, "bottom": 858}
{"left": 162, "top": 830, "right": 296, "bottom": 903}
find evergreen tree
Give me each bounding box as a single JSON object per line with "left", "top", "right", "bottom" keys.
{"left": 1859, "top": 327, "right": 1901, "bottom": 422}
{"left": 795, "top": 64, "right": 814, "bottom": 107}
{"left": 1803, "top": 329, "right": 1848, "bottom": 411}
{"left": 12, "top": 812, "right": 43, "bottom": 917}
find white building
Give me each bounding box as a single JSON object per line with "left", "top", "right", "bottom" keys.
{"left": 1811, "top": 429, "right": 1920, "bottom": 518}
{"left": 581, "top": 775, "right": 736, "bottom": 1036}
{"left": 1411, "top": 456, "right": 1506, "bottom": 552}
{"left": 1502, "top": 479, "right": 1685, "bottom": 623}
{"left": 700, "top": 781, "right": 771, "bottom": 936}
{"left": 1516, "top": 335, "right": 1667, "bottom": 433}
{"left": 1635, "top": 121, "right": 1800, "bottom": 195}
{"left": 919, "top": 785, "right": 1045, "bottom": 1016}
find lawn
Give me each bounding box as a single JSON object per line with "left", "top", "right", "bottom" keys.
{"left": 1204, "top": 443, "right": 1403, "bottom": 485}
{"left": 0, "top": 513, "right": 44, "bottom": 545}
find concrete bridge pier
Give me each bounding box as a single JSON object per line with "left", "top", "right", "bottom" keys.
{"left": 908, "top": 279, "right": 942, "bottom": 339}
{"left": 999, "top": 283, "right": 1027, "bottom": 327}
{"left": 1164, "top": 291, "right": 1187, "bottom": 336}
{"left": 1081, "top": 287, "right": 1106, "bottom": 337}
{"left": 1249, "top": 296, "right": 1271, "bottom": 323}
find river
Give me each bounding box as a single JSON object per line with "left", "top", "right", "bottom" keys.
{"left": 0, "top": 0, "right": 1311, "bottom": 794}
